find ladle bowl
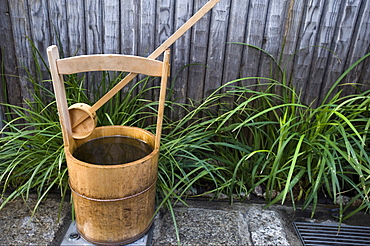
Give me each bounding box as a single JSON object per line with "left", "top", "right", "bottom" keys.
{"left": 68, "top": 103, "right": 97, "bottom": 139}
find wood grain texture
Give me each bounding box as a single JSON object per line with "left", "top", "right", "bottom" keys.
{"left": 57, "top": 55, "right": 164, "bottom": 76}
{"left": 66, "top": 126, "right": 158, "bottom": 244}
{"left": 66, "top": 1, "right": 86, "bottom": 55}
{"left": 259, "top": 0, "right": 288, "bottom": 81}
{"left": 304, "top": 0, "right": 342, "bottom": 105}
{"left": 171, "top": 0, "right": 193, "bottom": 118}
{"left": 222, "top": 0, "right": 249, "bottom": 86}
{"left": 121, "top": 0, "right": 138, "bottom": 56}
{"left": 85, "top": 0, "right": 103, "bottom": 55}
{"left": 337, "top": 0, "right": 370, "bottom": 96}
{"left": 103, "top": 0, "right": 120, "bottom": 54}
{"left": 240, "top": 0, "right": 269, "bottom": 86}
{"left": 187, "top": 0, "right": 211, "bottom": 103}
{"left": 0, "top": 0, "right": 22, "bottom": 109}
{"left": 319, "top": 0, "right": 363, "bottom": 103}
{"left": 280, "top": 0, "right": 306, "bottom": 83}
{"left": 7, "top": 0, "right": 34, "bottom": 103}
{"left": 292, "top": 0, "right": 325, "bottom": 96}
{"left": 48, "top": 0, "right": 69, "bottom": 55}
{"left": 204, "top": 0, "right": 230, "bottom": 98}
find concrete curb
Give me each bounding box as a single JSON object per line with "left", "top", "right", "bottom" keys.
{"left": 1, "top": 196, "right": 370, "bottom": 245}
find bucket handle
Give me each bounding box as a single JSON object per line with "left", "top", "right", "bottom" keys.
{"left": 155, "top": 49, "right": 170, "bottom": 150}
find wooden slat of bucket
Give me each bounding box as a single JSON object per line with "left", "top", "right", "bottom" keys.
{"left": 72, "top": 181, "right": 156, "bottom": 245}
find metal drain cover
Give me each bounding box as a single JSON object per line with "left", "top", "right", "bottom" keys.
{"left": 293, "top": 222, "right": 370, "bottom": 246}
{"left": 60, "top": 222, "right": 149, "bottom": 246}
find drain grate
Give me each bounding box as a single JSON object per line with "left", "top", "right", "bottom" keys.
{"left": 293, "top": 222, "right": 370, "bottom": 246}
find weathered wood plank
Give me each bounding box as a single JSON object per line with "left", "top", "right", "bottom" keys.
{"left": 171, "top": 0, "right": 193, "bottom": 118}
{"left": 355, "top": 2, "right": 370, "bottom": 93}
{"left": 85, "top": 0, "right": 103, "bottom": 55}
{"left": 222, "top": 0, "right": 249, "bottom": 86}
{"left": 292, "top": 0, "right": 325, "bottom": 99}
{"left": 121, "top": 0, "right": 138, "bottom": 56}
{"left": 280, "top": 0, "right": 307, "bottom": 84}
{"left": 28, "top": 0, "right": 53, "bottom": 95}
{"left": 83, "top": 0, "right": 103, "bottom": 99}
{"left": 48, "top": 0, "right": 69, "bottom": 56}
{"left": 103, "top": 0, "right": 120, "bottom": 54}
{"left": 319, "top": 0, "right": 363, "bottom": 103}
{"left": 139, "top": 0, "right": 156, "bottom": 57}
{"left": 138, "top": 0, "right": 156, "bottom": 102}
{"left": 258, "top": 0, "right": 288, "bottom": 81}
{"left": 156, "top": 0, "right": 175, "bottom": 47}
{"left": 203, "top": 0, "right": 230, "bottom": 98}
{"left": 66, "top": 1, "right": 86, "bottom": 56}
{"left": 341, "top": 0, "right": 370, "bottom": 95}
{"left": 152, "top": 0, "right": 175, "bottom": 102}
{"left": 304, "top": 0, "right": 342, "bottom": 105}
{"left": 28, "top": 0, "right": 51, "bottom": 60}
{"left": 7, "top": 0, "right": 34, "bottom": 103}
{"left": 239, "top": 0, "right": 269, "bottom": 85}
{"left": 187, "top": 0, "right": 211, "bottom": 103}
{"left": 0, "top": 0, "right": 22, "bottom": 108}
{"left": 120, "top": 0, "right": 139, "bottom": 93}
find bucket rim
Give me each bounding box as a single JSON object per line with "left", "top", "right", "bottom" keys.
{"left": 65, "top": 125, "right": 159, "bottom": 169}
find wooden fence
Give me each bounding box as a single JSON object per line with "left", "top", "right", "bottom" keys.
{"left": 1, "top": 0, "right": 370, "bottom": 126}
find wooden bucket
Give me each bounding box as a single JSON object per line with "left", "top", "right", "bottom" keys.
{"left": 47, "top": 46, "right": 171, "bottom": 245}
{"left": 66, "top": 126, "right": 159, "bottom": 245}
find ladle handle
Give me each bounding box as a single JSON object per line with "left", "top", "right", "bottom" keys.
{"left": 90, "top": 0, "right": 221, "bottom": 113}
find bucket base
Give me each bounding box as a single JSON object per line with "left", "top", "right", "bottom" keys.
{"left": 61, "top": 221, "right": 152, "bottom": 246}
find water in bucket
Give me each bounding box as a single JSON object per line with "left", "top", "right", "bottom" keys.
{"left": 73, "top": 136, "right": 153, "bottom": 165}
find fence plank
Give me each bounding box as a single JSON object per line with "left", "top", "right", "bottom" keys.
{"left": 121, "top": 0, "right": 138, "bottom": 56}
{"left": 85, "top": 0, "right": 103, "bottom": 55}
{"left": 292, "top": 0, "right": 325, "bottom": 98}
{"left": 156, "top": 0, "right": 175, "bottom": 47}
{"left": 0, "top": 0, "right": 22, "bottom": 109}
{"left": 7, "top": 0, "right": 34, "bottom": 103}
{"left": 66, "top": 1, "right": 86, "bottom": 56}
{"left": 139, "top": 0, "right": 156, "bottom": 58}
{"left": 258, "top": 0, "right": 288, "bottom": 81}
{"left": 280, "top": 0, "right": 307, "bottom": 83}
{"left": 120, "top": 0, "right": 139, "bottom": 94}
{"left": 28, "top": 0, "right": 53, "bottom": 95}
{"left": 305, "top": 0, "right": 342, "bottom": 105}
{"left": 28, "top": 0, "right": 51, "bottom": 60}
{"left": 355, "top": 2, "right": 370, "bottom": 93}
{"left": 48, "top": 0, "right": 69, "bottom": 55}
{"left": 171, "top": 0, "right": 194, "bottom": 118}
{"left": 187, "top": 0, "right": 211, "bottom": 104}
{"left": 203, "top": 0, "right": 231, "bottom": 98}
{"left": 319, "top": 0, "right": 363, "bottom": 103}
{"left": 240, "top": 0, "right": 269, "bottom": 85}
{"left": 222, "top": 0, "right": 249, "bottom": 86}
{"left": 103, "top": 0, "right": 120, "bottom": 54}
{"left": 341, "top": 1, "right": 370, "bottom": 95}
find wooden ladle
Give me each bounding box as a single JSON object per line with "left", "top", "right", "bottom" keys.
{"left": 69, "top": 0, "right": 221, "bottom": 139}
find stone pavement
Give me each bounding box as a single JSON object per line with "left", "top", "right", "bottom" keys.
{"left": 1, "top": 194, "right": 370, "bottom": 245}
